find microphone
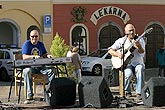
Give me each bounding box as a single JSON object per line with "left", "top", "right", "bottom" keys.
{"left": 134, "top": 35, "right": 138, "bottom": 40}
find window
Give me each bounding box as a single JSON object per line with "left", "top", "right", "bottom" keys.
{"left": 0, "top": 51, "right": 4, "bottom": 59}
{"left": 99, "top": 23, "right": 121, "bottom": 49}
{"left": 5, "top": 51, "right": 10, "bottom": 59}
{"left": 145, "top": 24, "right": 164, "bottom": 68}
{"left": 71, "top": 26, "right": 87, "bottom": 55}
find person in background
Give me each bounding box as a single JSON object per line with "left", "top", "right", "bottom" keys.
{"left": 109, "top": 24, "right": 145, "bottom": 101}
{"left": 22, "top": 29, "right": 54, "bottom": 104}
{"left": 71, "top": 47, "right": 82, "bottom": 83}
{"left": 66, "top": 46, "right": 73, "bottom": 57}
{"left": 156, "top": 45, "right": 165, "bottom": 77}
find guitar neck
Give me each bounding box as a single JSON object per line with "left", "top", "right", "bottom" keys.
{"left": 124, "top": 32, "right": 146, "bottom": 53}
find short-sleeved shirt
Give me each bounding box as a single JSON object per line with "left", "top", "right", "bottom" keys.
{"left": 110, "top": 36, "right": 145, "bottom": 67}
{"left": 72, "top": 52, "right": 81, "bottom": 69}
{"left": 22, "top": 40, "right": 47, "bottom": 56}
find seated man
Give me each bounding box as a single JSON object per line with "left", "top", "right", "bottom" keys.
{"left": 22, "top": 29, "right": 54, "bottom": 104}
{"left": 109, "top": 24, "right": 145, "bottom": 100}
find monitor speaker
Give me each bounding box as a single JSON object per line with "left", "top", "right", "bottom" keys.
{"left": 44, "top": 77, "right": 76, "bottom": 106}
{"left": 78, "top": 76, "right": 113, "bottom": 108}
{"left": 141, "top": 77, "right": 165, "bottom": 107}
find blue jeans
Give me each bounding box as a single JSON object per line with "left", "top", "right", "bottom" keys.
{"left": 73, "top": 69, "right": 82, "bottom": 83}
{"left": 23, "top": 66, "right": 54, "bottom": 98}
{"left": 124, "top": 64, "right": 145, "bottom": 94}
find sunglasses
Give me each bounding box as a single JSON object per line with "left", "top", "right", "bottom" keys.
{"left": 30, "top": 35, "right": 38, "bottom": 38}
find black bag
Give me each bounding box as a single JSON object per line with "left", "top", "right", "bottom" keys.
{"left": 44, "top": 77, "right": 76, "bottom": 106}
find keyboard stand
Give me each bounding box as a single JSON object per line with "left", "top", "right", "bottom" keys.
{"left": 8, "top": 63, "right": 68, "bottom": 104}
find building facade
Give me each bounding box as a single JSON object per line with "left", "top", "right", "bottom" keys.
{"left": 0, "top": 0, "right": 165, "bottom": 68}
{"left": 53, "top": 0, "right": 165, "bottom": 68}
{"left": 0, "top": 0, "right": 53, "bottom": 52}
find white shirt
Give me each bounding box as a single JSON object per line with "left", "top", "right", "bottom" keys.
{"left": 66, "top": 50, "right": 72, "bottom": 57}
{"left": 110, "top": 36, "right": 145, "bottom": 67}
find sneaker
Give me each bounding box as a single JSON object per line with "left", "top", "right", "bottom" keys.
{"left": 136, "top": 94, "right": 142, "bottom": 100}
{"left": 26, "top": 96, "right": 33, "bottom": 100}
{"left": 24, "top": 96, "right": 34, "bottom": 104}
{"left": 24, "top": 100, "right": 31, "bottom": 104}
{"left": 24, "top": 100, "right": 34, "bottom": 104}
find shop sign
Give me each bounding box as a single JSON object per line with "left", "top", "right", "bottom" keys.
{"left": 90, "top": 6, "right": 130, "bottom": 25}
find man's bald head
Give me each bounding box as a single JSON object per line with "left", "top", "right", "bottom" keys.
{"left": 124, "top": 24, "right": 136, "bottom": 36}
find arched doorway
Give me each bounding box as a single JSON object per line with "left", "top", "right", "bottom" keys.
{"left": 145, "top": 24, "right": 164, "bottom": 68}
{"left": 99, "top": 23, "right": 122, "bottom": 49}
{"left": 0, "top": 20, "right": 20, "bottom": 47}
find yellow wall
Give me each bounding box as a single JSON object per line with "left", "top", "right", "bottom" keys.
{"left": 0, "top": 0, "right": 53, "bottom": 53}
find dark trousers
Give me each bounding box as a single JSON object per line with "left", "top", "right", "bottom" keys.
{"left": 158, "top": 65, "right": 165, "bottom": 76}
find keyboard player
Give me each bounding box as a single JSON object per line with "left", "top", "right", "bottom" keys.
{"left": 22, "top": 29, "right": 54, "bottom": 104}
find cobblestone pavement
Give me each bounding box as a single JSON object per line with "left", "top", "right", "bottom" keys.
{"left": 0, "top": 68, "right": 165, "bottom": 110}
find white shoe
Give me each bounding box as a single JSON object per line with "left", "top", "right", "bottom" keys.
{"left": 24, "top": 100, "right": 34, "bottom": 104}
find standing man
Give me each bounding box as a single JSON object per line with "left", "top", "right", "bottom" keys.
{"left": 71, "top": 47, "right": 82, "bottom": 83}
{"left": 22, "top": 29, "right": 54, "bottom": 104}
{"left": 109, "top": 24, "right": 145, "bottom": 100}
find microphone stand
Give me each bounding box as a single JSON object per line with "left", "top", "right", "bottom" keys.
{"left": 121, "top": 34, "right": 130, "bottom": 98}
{"left": 120, "top": 35, "right": 127, "bottom": 99}
{"left": 121, "top": 38, "right": 126, "bottom": 99}
{"left": 115, "top": 35, "right": 134, "bottom": 108}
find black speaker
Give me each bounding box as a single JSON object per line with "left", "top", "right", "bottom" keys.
{"left": 141, "top": 77, "right": 165, "bottom": 107}
{"left": 44, "top": 77, "right": 76, "bottom": 106}
{"left": 78, "top": 76, "right": 113, "bottom": 108}
{"left": 103, "top": 69, "right": 111, "bottom": 87}
{"left": 104, "top": 68, "right": 119, "bottom": 87}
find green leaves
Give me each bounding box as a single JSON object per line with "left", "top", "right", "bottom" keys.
{"left": 50, "top": 33, "right": 74, "bottom": 78}
{"left": 50, "top": 32, "right": 69, "bottom": 58}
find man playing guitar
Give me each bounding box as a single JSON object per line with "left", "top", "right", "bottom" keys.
{"left": 109, "top": 24, "right": 145, "bottom": 101}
